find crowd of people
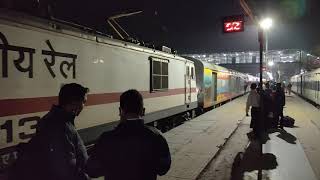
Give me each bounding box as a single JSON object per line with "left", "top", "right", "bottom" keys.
{"left": 246, "top": 81, "right": 289, "bottom": 138}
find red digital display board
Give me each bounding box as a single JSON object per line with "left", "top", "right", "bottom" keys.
{"left": 223, "top": 21, "right": 244, "bottom": 32}
{"left": 223, "top": 15, "right": 244, "bottom": 33}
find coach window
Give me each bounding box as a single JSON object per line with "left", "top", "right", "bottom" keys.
{"left": 151, "top": 57, "right": 169, "bottom": 91}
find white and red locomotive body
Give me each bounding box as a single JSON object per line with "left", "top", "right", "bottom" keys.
{"left": 0, "top": 11, "right": 197, "bottom": 171}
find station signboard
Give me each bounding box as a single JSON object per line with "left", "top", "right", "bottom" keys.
{"left": 222, "top": 15, "right": 244, "bottom": 33}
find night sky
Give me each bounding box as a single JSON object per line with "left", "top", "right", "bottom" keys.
{"left": 9, "top": 0, "right": 320, "bottom": 54}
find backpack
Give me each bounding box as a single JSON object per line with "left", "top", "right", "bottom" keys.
{"left": 282, "top": 116, "right": 295, "bottom": 127}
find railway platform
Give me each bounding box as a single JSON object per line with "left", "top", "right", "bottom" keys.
{"left": 281, "top": 94, "right": 320, "bottom": 179}
{"left": 157, "top": 94, "right": 320, "bottom": 180}
{"left": 158, "top": 95, "right": 248, "bottom": 180}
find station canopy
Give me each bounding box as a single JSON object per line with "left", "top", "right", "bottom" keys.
{"left": 184, "top": 49, "right": 320, "bottom": 69}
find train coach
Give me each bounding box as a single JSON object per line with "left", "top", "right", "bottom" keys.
{"left": 291, "top": 68, "right": 320, "bottom": 105}
{"left": 0, "top": 10, "right": 252, "bottom": 173}
{"left": 185, "top": 57, "right": 248, "bottom": 110}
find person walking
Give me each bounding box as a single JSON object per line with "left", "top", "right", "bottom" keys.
{"left": 10, "top": 83, "right": 90, "bottom": 180}
{"left": 85, "top": 89, "right": 171, "bottom": 180}
{"left": 246, "top": 83, "right": 261, "bottom": 137}
{"left": 287, "top": 83, "right": 292, "bottom": 95}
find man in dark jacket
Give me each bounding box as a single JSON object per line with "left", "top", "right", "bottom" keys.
{"left": 275, "top": 83, "right": 286, "bottom": 129}
{"left": 263, "top": 82, "right": 273, "bottom": 129}
{"left": 10, "top": 83, "right": 90, "bottom": 180}
{"left": 85, "top": 89, "right": 171, "bottom": 180}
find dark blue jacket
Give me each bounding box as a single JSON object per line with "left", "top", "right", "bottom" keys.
{"left": 34, "top": 105, "right": 89, "bottom": 180}
{"left": 85, "top": 119, "right": 171, "bottom": 180}
{"left": 275, "top": 90, "right": 286, "bottom": 108}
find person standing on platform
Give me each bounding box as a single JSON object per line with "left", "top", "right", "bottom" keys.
{"left": 282, "top": 82, "right": 287, "bottom": 93}
{"left": 287, "top": 83, "right": 292, "bottom": 95}
{"left": 274, "top": 83, "right": 286, "bottom": 129}
{"left": 263, "top": 82, "right": 274, "bottom": 129}
{"left": 244, "top": 82, "right": 248, "bottom": 93}
{"left": 246, "top": 83, "right": 261, "bottom": 137}
{"left": 85, "top": 89, "right": 171, "bottom": 180}
{"left": 10, "top": 83, "right": 90, "bottom": 180}
{"left": 264, "top": 82, "right": 272, "bottom": 96}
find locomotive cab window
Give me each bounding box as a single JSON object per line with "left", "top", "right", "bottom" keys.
{"left": 150, "top": 57, "right": 169, "bottom": 91}
{"left": 186, "top": 66, "right": 190, "bottom": 77}
{"left": 191, "top": 67, "right": 194, "bottom": 79}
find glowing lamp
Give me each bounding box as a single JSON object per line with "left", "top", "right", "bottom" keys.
{"left": 268, "top": 61, "right": 274, "bottom": 66}
{"left": 260, "top": 18, "right": 273, "bottom": 30}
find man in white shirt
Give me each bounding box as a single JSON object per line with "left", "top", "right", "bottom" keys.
{"left": 246, "top": 83, "right": 260, "bottom": 137}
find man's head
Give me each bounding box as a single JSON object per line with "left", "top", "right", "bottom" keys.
{"left": 250, "top": 83, "right": 257, "bottom": 90}
{"left": 58, "top": 83, "right": 89, "bottom": 116}
{"left": 119, "top": 89, "right": 145, "bottom": 121}
{"left": 276, "top": 83, "right": 282, "bottom": 91}
{"left": 265, "top": 82, "right": 270, "bottom": 89}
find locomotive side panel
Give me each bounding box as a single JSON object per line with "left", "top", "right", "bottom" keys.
{"left": 0, "top": 18, "right": 197, "bottom": 170}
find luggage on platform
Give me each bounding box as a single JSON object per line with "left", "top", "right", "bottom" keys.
{"left": 282, "top": 116, "right": 295, "bottom": 127}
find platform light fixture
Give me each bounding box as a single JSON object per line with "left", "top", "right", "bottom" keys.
{"left": 266, "top": 72, "right": 273, "bottom": 80}
{"left": 259, "top": 18, "right": 273, "bottom": 30}
{"left": 260, "top": 17, "right": 273, "bottom": 73}
{"left": 268, "top": 61, "right": 274, "bottom": 66}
